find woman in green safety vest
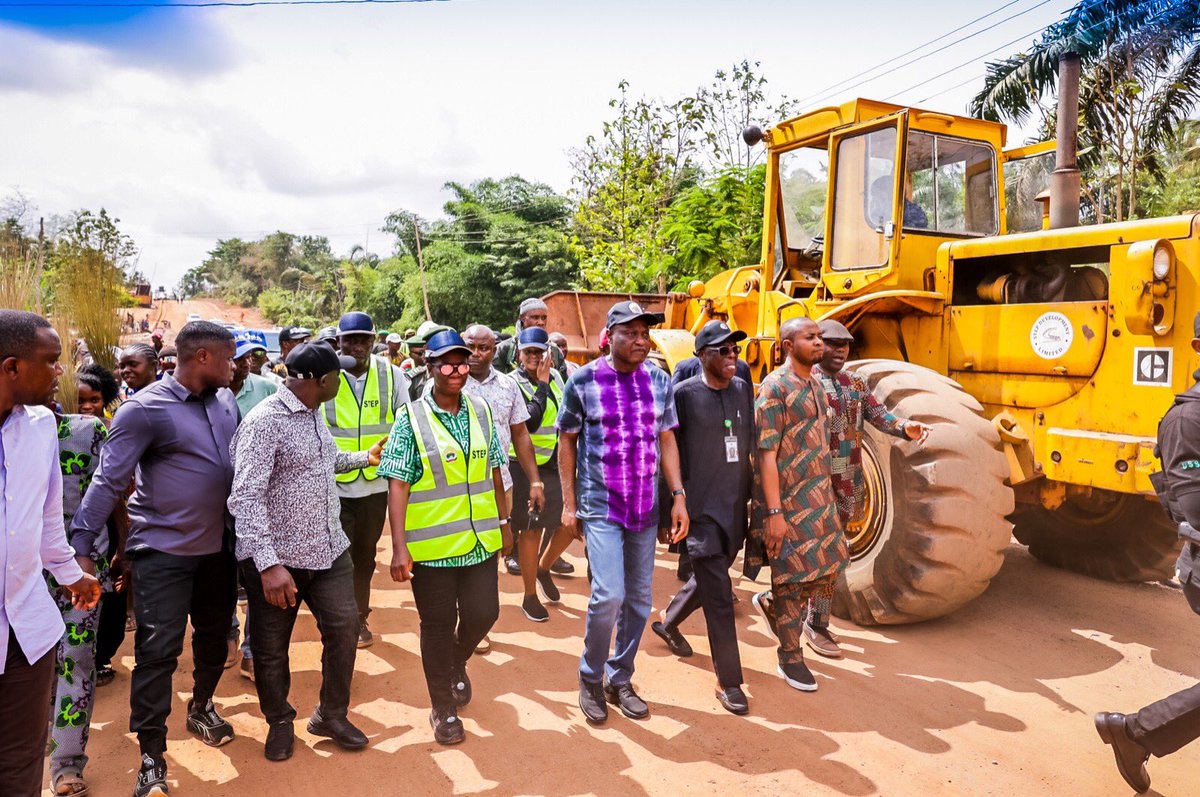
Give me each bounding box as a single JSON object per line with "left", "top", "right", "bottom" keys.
{"left": 377, "top": 329, "right": 510, "bottom": 747}
{"left": 509, "top": 327, "right": 577, "bottom": 623}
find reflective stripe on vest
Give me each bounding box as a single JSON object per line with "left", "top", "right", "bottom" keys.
{"left": 508, "top": 373, "right": 562, "bottom": 466}
{"left": 323, "top": 356, "right": 396, "bottom": 482}
{"left": 405, "top": 395, "right": 502, "bottom": 562}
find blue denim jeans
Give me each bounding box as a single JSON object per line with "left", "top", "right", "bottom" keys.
{"left": 579, "top": 519, "right": 657, "bottom": 686}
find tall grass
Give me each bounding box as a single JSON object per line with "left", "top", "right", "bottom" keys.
{"left": 1, "top": 247, "right": 122, "bottom": 414}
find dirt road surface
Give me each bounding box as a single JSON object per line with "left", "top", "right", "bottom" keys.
{"left": 55, "top": 540, "right": 1198, "bottom": 796}
{"left": 122, "top": 299, "right": 272, "bottom": 345}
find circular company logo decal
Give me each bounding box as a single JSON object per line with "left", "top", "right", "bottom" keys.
{"left": 1030, "top": 312, "right": 1073, "bottom": 360}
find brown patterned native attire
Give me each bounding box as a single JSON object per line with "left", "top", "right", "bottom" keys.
{"left": 753, "top": 365, "right": 845, "bottom": 665}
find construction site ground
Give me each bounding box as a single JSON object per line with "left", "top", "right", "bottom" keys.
{"left": 48, "top": 536, "right": 1199, "bottom": 796}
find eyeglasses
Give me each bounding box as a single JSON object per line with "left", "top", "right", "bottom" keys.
{"left": 705, "top": 344, "right": 741, "bottom": 357}
{"left": 436, "top": 363, "right": 471, "bottom": 376}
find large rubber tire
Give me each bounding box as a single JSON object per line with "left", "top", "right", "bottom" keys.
{"left": 1012, "top": 493, "right": 1179, "bottom": 582}
{"left": 833, "top": 360, "right": 1015, "bottom": 625}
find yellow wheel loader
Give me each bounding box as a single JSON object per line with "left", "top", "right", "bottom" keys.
{"left": 550, "top": 56, "right": 1190, "bottom": 624}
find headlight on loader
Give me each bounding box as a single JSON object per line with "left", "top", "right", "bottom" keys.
{"left": 1153, "top": 244, "right": 1173, "bottom": 281}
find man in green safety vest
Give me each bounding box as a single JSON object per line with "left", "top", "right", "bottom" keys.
{"left": 509, "top": 327, "right": 577, "bottom": 623}
{"left": 323, "top": 311, "right": 411, "bottom": 649}
{"left": 379, "top": 329, "right": 510, "bottom": 746}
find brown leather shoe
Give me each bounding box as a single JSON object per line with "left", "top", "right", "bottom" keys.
{"left": 803, "top": 623, "right": 843, "bottom": 659}
{"left": 1094, "top": 712, "right": 1151, "bottom": 793}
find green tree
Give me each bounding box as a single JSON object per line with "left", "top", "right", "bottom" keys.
{"left": 970, "top": 0, "right": 1200, "bottom": 221}
{"left": 659, "top": 165, "right": 766, "bottom": 286}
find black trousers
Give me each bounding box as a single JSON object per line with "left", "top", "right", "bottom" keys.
{"left": 339, "top": 492, "right": 389, "bottom": 620}
{"left": 410, "top": 555, "right": 500, "bottom": 712}
{"left": 1129, "top": 683, "right": 1200, "bottom": 756}
{"left": 95, "top": 590, "right": 128, "bottom": 669}
{"left": 129, "top": 548, "right": 237, "bottom": 757}
{"left": 239, "top": 552, "right": 359, "bottom": 725}
{"left": 663, "top": 550, "right": 743, "bottom": 688}
{"left": 0, "top": 629, "right": 55, "bottom": 796}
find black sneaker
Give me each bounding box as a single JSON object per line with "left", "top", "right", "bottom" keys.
{"left": 522, "top": 594, "right": 550, "bottom": 623}
{"left": 307, "top": 707, "right": 368, "bottom": 750}
{"left": 264, "top": 722, "right": 294, "bottom": 761}
{"left": 357, "top": 618, "right": 373, "bottom": 649}
{"left": 549, "top": 556, "right": 575, "bottom": 575}
{"left": 450, "top": 662, "right": 472, "bottom": 708}
{"left": 133, "top": 753, "right": 169, "bottom": 797}
{"left": 96, "top": 664, "right": 116, "bottom": 687}
{"left": 504, "top": 555, "right": 521, "bottom": 576}
{"left": 535, "top": 569, "right": 561, "bottom": 604}
{"left": 185, "top": 698, "right": 234, "bottom": 747}
{"left": 578, "top": 679, "right": 608, "bottom": 725}
{"left": 650, "top": 621, "right": 693, "bottom": 657}
{"left": 603, "top": 681, "right": 650, "bottom": 719}
{"left": 777, "top": 658, "right": 818, "bottom": 692}
{"left": 430, "top": 707, "right": 464, "bottom": 745}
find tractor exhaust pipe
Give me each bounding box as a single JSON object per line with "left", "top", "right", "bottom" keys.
{"left": 1049, "top": 51, "right": 1082, "bottom": 229}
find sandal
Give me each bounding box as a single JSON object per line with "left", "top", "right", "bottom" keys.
{"left": 53, "top": 772, "right": 89, "bottom": 796}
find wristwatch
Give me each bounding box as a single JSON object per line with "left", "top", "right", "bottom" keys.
{"left": 766, "top": 507, "right": 784, "bottom": 516}
{"left": 671, "top": 488, "right": 686, "bottom": 497}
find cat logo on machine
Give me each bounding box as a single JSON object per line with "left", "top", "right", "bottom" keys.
{"left": 1133, "top": 347, "right": 1173, "bottom": 387}
{"left": 1030, "top": 312, "right": 1073, "bottom": 360}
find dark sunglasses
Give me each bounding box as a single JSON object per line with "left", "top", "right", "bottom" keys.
{"left": 436, "top": 363, "right": 471, "bottom": 376}
{"left": 705, "top": 344, "right": 741, "bottom": 357}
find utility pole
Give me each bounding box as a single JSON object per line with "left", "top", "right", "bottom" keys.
{"left": 413, "top": 218, "right": 431, "bottom": 321}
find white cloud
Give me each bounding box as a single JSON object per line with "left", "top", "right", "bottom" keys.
{"left": 0, "top": 0, "right": 1079, "bottom": 289}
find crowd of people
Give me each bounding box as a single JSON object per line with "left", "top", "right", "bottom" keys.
{"left": 3, "top": 295, "right": 1195, "bottom": 797}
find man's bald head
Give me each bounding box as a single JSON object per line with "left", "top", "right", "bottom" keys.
{"left": 780, "top": 317, "right": 819, "bottom": 343}
{"left": 463, "top": 324, "right": 497, "bottom": 378}
{"left": 779, "top": 316, "right": 824, "bottom": 369}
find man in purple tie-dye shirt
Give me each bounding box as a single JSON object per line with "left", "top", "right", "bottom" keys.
{"left": 557, "top": 301, "right": 689, "bottom": 725}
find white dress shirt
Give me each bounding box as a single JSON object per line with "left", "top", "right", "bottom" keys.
{"left": 0, "top": 404, "right": 85, "bottom": 673}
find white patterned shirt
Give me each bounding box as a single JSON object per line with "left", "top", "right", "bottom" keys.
{"left": 228, "top": 387, "right": 370, "bottom": 571}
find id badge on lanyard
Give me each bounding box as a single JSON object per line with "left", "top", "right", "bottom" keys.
{"left": 724, "top": 418, "right": 738, "bottom": 463}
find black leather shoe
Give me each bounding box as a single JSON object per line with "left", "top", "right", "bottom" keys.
{"left": 651, "top": 621, "right": 693, "bottom": 657}
{"left": 715, "top": 686, "right": 749, "bottom": 716}
{"left": 264, "top": 722, "right": 294, "bottom": 761}
{"left": 430, "top": 707, "right": 464, "bottom": 745}
{"left": 450, "top": 662, "right": 472, "bottom": 708}
{"left": 549, "top": 556, "right": 575, "bottom": 575}
{"left": 1094, "top": 712, "right": 1151, "bottom": 793}
{"left": 604, "top": 681, "right": 649, "bottom": 719}
{"left": 307, "top": 708, "right": 368, "bottom": 751}
{"left": 578, "top": 679, "right": 608, "bottom": 724}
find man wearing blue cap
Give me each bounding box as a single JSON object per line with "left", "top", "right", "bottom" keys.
{"left": 509, "top": 327, "right": 577, "bottom": 623}
{"left": 326, "top": 311, "right": 411, "bottom": 648}
{"left": 226, "top": 332, "right": 279, "bottom": 678}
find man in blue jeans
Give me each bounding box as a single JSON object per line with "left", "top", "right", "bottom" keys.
{"left": 557, "top": 301, "right": 689, "bottom": 724}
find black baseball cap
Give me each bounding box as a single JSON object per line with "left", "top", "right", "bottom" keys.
{"left": 285, "top": 342, "right": 355, "bottom": 379}
{"left": 606, "top": 300, "right": 664, "bottom": 329}
{"left": 693, "top": 320, "right": 747, "bottom": 354}
{"left": 279, "top": 326, "right": 312, "bottom": 344}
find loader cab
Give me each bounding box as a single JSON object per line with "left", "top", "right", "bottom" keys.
{"left": 768, "top": 102, "right": 1015, "bottom": 308}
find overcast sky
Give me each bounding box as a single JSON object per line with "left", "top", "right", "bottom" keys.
{"left": 0, "top": 0, "right": 1078, "bottom": 289}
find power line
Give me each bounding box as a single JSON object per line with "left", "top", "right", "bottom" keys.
{"left": 886, "top": 0, "right": 1167, "bottom": 105}
{"left": 796, "top": 0, "right": 1061, "bottom": 109}
{"left": 0, "top": 0, "right": 445, "bottom": 7}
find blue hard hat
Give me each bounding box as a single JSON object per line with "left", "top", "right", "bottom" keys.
{"left": 337, "top": 311, "right": 375, "bottom": 337}
{"left": 517, "top": 326, "right": 550, "bottom": 350}
{"left": 425, "top": 329, "right": 471, "bottom": 359}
